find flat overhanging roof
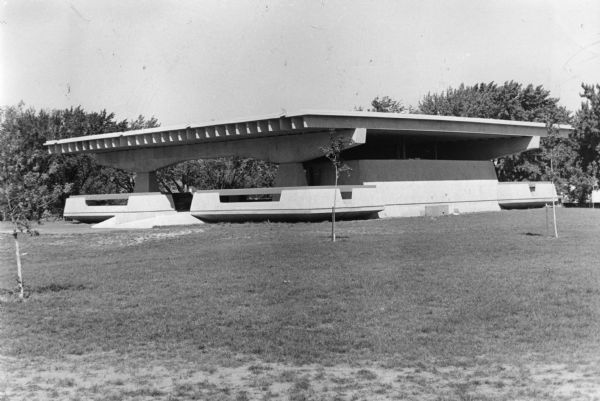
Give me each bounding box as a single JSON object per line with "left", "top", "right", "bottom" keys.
{"left": 44, "top": 110, "right": 573, "bottom": 155}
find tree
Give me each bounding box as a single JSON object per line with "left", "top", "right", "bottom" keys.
{"left": 2, "top": 181, "right": 40, "bottom": 300}
{"left": 417, "top": 81, "right": 576, "bottom": 194}
{"left": 569, "top": 83, "right": 600, "bottom": 202}
{"left": 0, "top": 104, "right": 71, "bottom": 221}
{"left": 369, "top": 96, "right": 406, "bottom": 113}
{"left": 0, "top": 104, "right": 160, "bottom": 220}
{"left": 156, "top": 157, "right": 278, "bottom": 193}
{"left": 0, "top": 105, "right": 160, "bottom": 298}
{"left": 319, "top": 131, "right": 351, "bottom": 242}
{"left": 0, "top": 105, "right": 42, "bottom": 298}
{"left": 46, "top": 111, "right": 160, "bottom": 198}
{"left": 418, "top": 81, "right": 570, "bottom": 122}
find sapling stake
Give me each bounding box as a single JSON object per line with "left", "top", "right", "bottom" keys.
{"left": 13, "top": 230, "right": 24, "bottom": 299}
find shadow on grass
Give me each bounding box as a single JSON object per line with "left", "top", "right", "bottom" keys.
{"left": 33, "top": 283, "right": 90, "bottom": 294}
{"left": 0, "top": 283, "right": 90, "bottom": 302}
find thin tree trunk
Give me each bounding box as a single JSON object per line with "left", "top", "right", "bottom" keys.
{"left": 13, "top": 232, "right": 24, "bottom": 299}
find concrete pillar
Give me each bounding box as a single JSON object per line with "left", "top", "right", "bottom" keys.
{"left": 135, "top": 171, "right": 159, "bottom": 193}
{"left": 274, "top": 163, "right": 308, "bottom": 187}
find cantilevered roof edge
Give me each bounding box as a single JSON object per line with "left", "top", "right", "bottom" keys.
{"left": 289, "top": 109, "right": 573, "bottom": 130}
{"left": 43, "top": 110, "right": 574, "bottom": 147}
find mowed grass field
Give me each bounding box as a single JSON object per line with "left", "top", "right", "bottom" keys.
{"left": 1, "top": 208, "right": 599, "bottom": 400}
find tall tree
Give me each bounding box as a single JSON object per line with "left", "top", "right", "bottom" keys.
{"left": 568, "top": 84, "right": 600, "bottom": 202}
{"left": 0, "top": 104, "right": 159, "bottom": 220}
{"left": 417, "top": 81, "right": 575, "bottom": 194}
{"left": 419, "top": 81, "right": 570, "bottom": 122}
{"left": 0, "top": 104, "right": 69, "bottom": 220}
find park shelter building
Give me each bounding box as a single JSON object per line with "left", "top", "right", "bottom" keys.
{"left": 44, "top": 110, "right": 572, "bottom": 227}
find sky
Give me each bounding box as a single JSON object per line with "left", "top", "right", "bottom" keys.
{"left": 1, "top": 0, "right": 599, "bottom": 126}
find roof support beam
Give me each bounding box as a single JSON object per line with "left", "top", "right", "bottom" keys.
{"left": 94, "top": 128, "right": 366, "bottom": 172}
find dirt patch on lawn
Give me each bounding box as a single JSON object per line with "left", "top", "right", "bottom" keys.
{"left": 2, "top": 352, "right": 599, "bottom": 400}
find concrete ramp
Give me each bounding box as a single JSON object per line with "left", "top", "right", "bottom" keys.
{"left": 92, "top": 212, "right": 203, "bottom": 229}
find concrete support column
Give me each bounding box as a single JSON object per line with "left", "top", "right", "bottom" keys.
{"left": 135, "top": 171, "right": 159, "bottom": 193}
{"left": 274, "top": 163, "right": 308, "bottom": 187}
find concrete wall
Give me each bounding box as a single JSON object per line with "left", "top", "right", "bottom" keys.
{"left": 190, "top": 186, "right": 383, "bottom": 221}
{"left": 274, "top": 163, "right": 308, "bottom": 187}
{"left": 305, "top": 159, "right": 501, "bottom": 217}
{"left": 64, "top": 193, "right": 176, "bottom": 223}
{"left": 369, "top": 180, "right": 500, "bottom": 217}
{"left": 497, "top": 182, "right": 557, "bottom": 209}
{"left": 62, "top": 158, "right": 556, "bottom": 224}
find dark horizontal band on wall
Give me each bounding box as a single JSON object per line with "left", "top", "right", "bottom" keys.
{"left": 306, "top": 159, "right": 498, "bottom": 184}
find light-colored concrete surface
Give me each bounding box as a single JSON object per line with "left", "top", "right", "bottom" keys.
{"left": 369, "top": 180, "right": 501, "bottom": 218}
{"left": 63, "top": 197, "right": 128, "bottom": 223}
{"left": 190, "top": 185, "right": 384, "bottom": 222}
{"left": 497, "top": 181, "right": 557, "bottom": 208}
{"left": 92, "top": 212, "right": 203, "bottom": 229}
{"left": 0, "top": 220, "right": 115, "bottom": 234}
{"left": 64, "top": 193, "right": 176, "bottom": 222}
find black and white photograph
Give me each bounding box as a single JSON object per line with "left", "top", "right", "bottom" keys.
{"left": 1, "top": 0, "right": 599, "bottom": 399}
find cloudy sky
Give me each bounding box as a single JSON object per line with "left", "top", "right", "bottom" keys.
{"left": 1, "top": 0, "right": 599, "bottom": 126}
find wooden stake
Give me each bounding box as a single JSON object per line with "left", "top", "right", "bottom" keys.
{"left": 545, "top": 204, "right": 549, "bottom": 237}
{"left": 331, "top": 171, "right": 337, "bottom": 242}
{"left": 13, "top": 231, "right": 24, "bottom": 299}
{"left": 552, "top": 196, "right": 558, "bottom": 239}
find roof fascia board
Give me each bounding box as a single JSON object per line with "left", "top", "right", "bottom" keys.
{"left": 300, "top": 114, "right": 568, "bottom": 138}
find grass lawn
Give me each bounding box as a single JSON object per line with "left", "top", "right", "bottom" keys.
{"left": 1, "top": 208, "right": 599, "bottom": 400}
